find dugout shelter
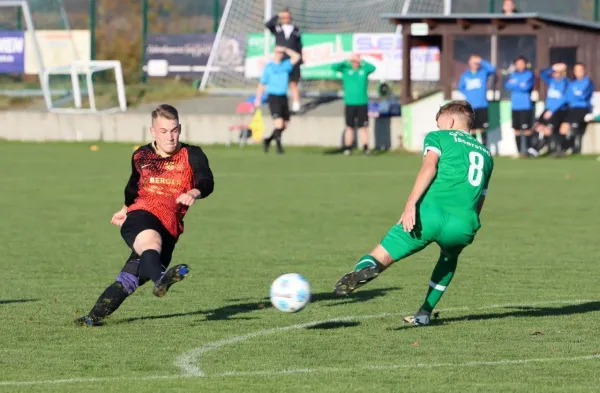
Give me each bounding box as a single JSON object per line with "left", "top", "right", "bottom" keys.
{"left": 379, "top": 13, "right": 600, "bottom": 155}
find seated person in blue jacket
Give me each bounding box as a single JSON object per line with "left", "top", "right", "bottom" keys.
{"left": 558, "top": 63, "right": 594, "bottom": 154}
{"left": 504, "top": 56, "right": 535, "bottom": 155}
{"left": 528, "top": 62, "right": 569, "bottom": 157}
{"left": 459, "top": 54, "right": 496, "bottom": 146}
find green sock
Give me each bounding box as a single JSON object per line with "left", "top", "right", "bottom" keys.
{"left": 354, "top": 255, "right": 378, "bottom": 271}
{"left": 421, "top": 253, "right": 458, "bottom": 313}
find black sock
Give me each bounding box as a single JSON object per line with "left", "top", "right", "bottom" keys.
{"left": 558, "top": 134, "right": 568, "bottom": 151}
{"left": 265, "top": 129, "right": 276, "bottom": 143}
{"left": 273, "top": 128, "right": 284, "bottom": 151}
{"left": 525, "top": 134, "right": 532, "bottom": 149}
{"left": 362, "top": 144, "right": 368, "bottom": 152}
{"left": 138, "top": 250, "right": 163, "bottom": 283}
{"left": 481, "top": 132, "right": 488, "bottom": 146}
{"left": 564, "top": 134, "right": 573, "bottom": 150}
{"left": 87, "top": 281, "right": 130, "bottom": 321}
{"left": 537, "top": 135, "right": 548, "bottom": 151}
{"left": 515, "top": 135, "right": 522, "bottom": 152}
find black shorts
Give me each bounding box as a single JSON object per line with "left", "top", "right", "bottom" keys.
{"left": 537, "top": 109, "right": 568, "bottom": 130}
{"left": 289, "top": 63, "right": 301, "bottom": 82}
{"left": 472, "top": 108, "right": 489, "bottom": 130}
{"left": 268, "top": 94, "right": 290, "bottom": 121}
{"left": 512, "top": 109, "right": 534, "bottom": 130}
{"left": 120, "top": 210, "right": 176, "bottom": 268}
{"left": 345, "top": 104, "right": 369, "bottom": 128}
{"left": 564, "top": 108, "right": 589, "bottom": 131}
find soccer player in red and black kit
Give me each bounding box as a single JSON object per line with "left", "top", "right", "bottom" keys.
{"left": 75, "top": 104, "right": 214, "bottom": 326}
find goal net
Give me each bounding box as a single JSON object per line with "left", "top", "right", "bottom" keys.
{"left": 0, "top": 0, "right": 126, "bottom": 113}
{"left": 200, "top": 0, "right": 449, "bottom": 98}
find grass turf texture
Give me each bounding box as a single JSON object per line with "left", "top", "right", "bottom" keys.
{"left": 1, "top": 142, "right": 599, "bottom": 392}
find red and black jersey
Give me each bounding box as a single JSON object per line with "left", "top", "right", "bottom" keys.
{"left": 124, "top": 142, "right": 214, "bottom": 239}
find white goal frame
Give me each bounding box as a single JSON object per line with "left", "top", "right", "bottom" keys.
{"left": 0, "top": 0, "right": 127, "bottom": 113}
{"left": 199, "top": 0, "right": 452, "bottom": 94}
{"left": 43, "top": 60, "right": 127, "bottom": 114}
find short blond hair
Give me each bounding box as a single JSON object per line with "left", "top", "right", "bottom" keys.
{"left": 436, "top": 100, "right": 474, "bottom": 129}
{"left": 151, "top": 104, "right": 179, "bottom": 122}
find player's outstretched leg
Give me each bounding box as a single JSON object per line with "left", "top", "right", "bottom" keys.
{"left": 334, "top": 247, "right": 391, "bottom": 295}
{"left": 404, "top": 251, "right": 458, "bottom": 326}
{"left": 335, "top": 222, "right": 429, "bottom": 295}
{"left": 131, "top": 230, "right": 190, "bottom": 298}
{"left": 75, "top": 255, "right": 143, "bottom": 326}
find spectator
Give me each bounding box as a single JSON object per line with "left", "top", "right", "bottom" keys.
{"left": 265, "top": 9, "right": 303, "bottom": 113}
{"left": 560, "top": 63, "right": 594, "bottom": 155}
{"left": 331, "top": 54, "right": 376, "bottom": 155}
{"left": 254, "top": 46, "right": 301, "bottom": 155}
{"left": 504, "top": 56, "right": 535, "bottom": 155}
{"left": 503, "top": 0, "right": 519, "bottom": 14}
{"left": 528, "top": 62, "right": 569, "bottom": 157}
{"left": 458, "top": 54, "right": 496, "bottom": 146}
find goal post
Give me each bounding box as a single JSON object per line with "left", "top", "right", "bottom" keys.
{"left": 0, "top": 0, "right": 51, "bottom": 109}
{"left": 0, "top": 0, "right": 127, "bottom": 113}
{"left": 43, "top": 60, "right": 127, "bottom": 114}
{"left": 199, "top": 0, "right": 450, "bottom": 97}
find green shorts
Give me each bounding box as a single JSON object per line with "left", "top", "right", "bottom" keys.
{"left": 380, "top": 204, "right": 479, "bottom": 261}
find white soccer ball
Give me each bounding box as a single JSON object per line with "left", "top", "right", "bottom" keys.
{"left": 270, "top": 273, "right": 311, "bottom": 313}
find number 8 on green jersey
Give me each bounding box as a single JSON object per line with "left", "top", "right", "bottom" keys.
{"left": 421, "top": 130, "right": 493, "bottom": 225}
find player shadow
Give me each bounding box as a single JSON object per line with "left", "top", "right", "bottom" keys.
{"left": 0, "top": 299, "right": 40, "bottom": 305}
{"left": 390, "top": 301, "right": 600, "bottom": 330}
{"left": 306, "top": 321, "right": 361, "bottom": 330}
{"left": 115, "top": 286, "right": 400, "bottom": 325}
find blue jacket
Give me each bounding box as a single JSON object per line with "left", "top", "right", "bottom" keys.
{"left": 458, "top": 59, "right": 496, "bottom": 109}
{"left": 504, "top": 69, "right": 534, "bottom": 111}
{"left": 540, "top": 68, "right": 569, "bottom": 112}
{"left": 566, "top": 76, "right": 594, "bottom": 110}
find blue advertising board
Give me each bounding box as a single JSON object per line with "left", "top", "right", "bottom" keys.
{"left": 0, "top": 31, "right": 25, "bottom": 73}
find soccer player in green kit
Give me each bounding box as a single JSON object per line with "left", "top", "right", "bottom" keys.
{"left": 334, "top": 100, "right": 494, "bottom": 326}
{"left": 332, "top": 53, "right": 376, "bottom": 155}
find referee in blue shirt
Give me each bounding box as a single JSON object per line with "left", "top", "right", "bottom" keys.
{"left": 254, "top": 46, "right": 301, "bottom": 154}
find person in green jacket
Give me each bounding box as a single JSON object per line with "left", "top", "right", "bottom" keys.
{"left": 332, "top": 54, "right": 376, "bottom": 155}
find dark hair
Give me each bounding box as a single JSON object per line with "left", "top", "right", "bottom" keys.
{"left": 436, "top": 100, "right": 474, "bottom": 129}
{"left": 514, "top": 56, "right": 528, "bottom": 64}
{"left": 151, "top": 104, "right": 179, "bottom": 122}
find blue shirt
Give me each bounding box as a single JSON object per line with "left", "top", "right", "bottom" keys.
{"left": 504, "top": 69, "right": 534, "bottom": 111}
{"left": 566, "top": 76, "right": 594, "bottom": 110}
{"left": 540, "top": 68, "right": 569, "bottom": 112}
{"left": 260, "top": 59, "right": 293, "bottom": 96}
{"left": 458, "top": 59, "right": 496, "bottom": 109}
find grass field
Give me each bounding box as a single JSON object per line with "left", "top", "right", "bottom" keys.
{"left": 1, "top": 142, "right": 600, "bottom": 392}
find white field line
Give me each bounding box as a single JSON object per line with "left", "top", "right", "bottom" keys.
{"left": 0, "top": 298, "right": 597, "bottom": 387}
{"left": 2, "top": 354, "right": 599, "bottom": 387}
{"left": 175, "top": 298, "right": 596, "bottom": 376}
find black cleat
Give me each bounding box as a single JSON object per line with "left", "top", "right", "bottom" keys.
{"left": 334, "top": 266, "right": 379, "bottom": 295}
{"left": 153, "top": 264, "right": 190, "bottom": 297}
{"left": 74, "top": 315, "right": 103, "bottom": 327}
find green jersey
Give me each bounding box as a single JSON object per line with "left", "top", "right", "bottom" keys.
{"left": 331, "top": 61, "right": 376, "bottom": 105}
{"left": 420, "top": 130, "right": 494, "bottom": 224}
